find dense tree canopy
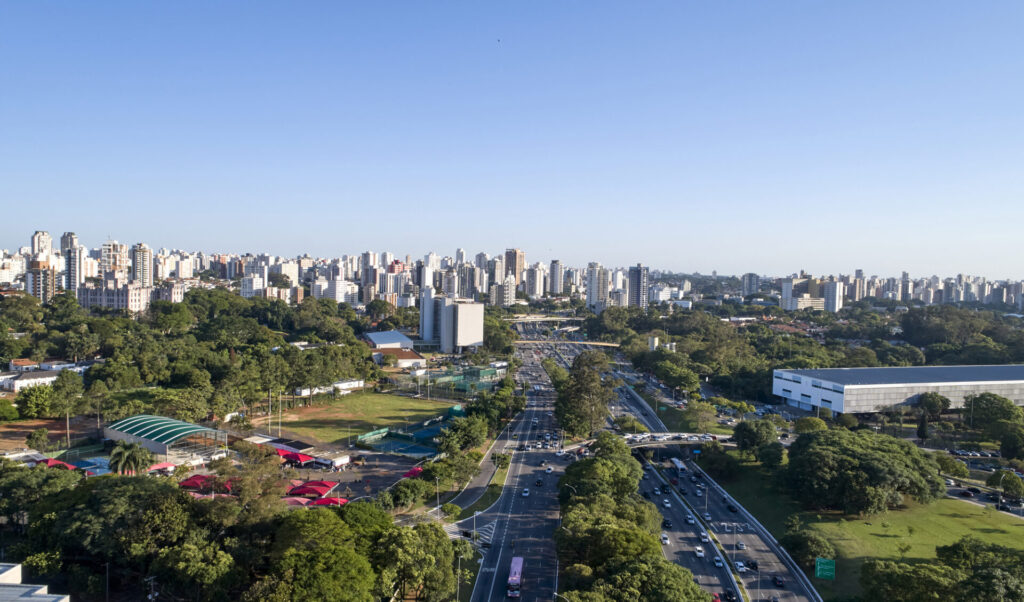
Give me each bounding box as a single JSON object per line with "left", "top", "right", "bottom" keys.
{"left": 787, "top": 429, "right": 945, "bottom": 514}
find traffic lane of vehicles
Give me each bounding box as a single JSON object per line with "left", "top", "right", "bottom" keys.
{"left": 646, "top": 472, "right": 731, "bottom": 594}
{"left": 694, "top": 468, "right": 804, "bottom": 602}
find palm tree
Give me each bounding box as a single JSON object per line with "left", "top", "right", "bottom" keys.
{"left": 109, "top": 441, "right": 153, "bottom": 475}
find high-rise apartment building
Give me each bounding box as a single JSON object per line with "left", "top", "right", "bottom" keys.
{"left": 549, "top": 260, "right": 564, "bottom": 295}
{"left": 627, "top": 264, "right": 649, "bottom": 309}
{"left": 130, "top": 243, "right": 153, "bottom": 287}
{"left": 741, "top": 273, "right": 761, "bottom": 297}
{"left": 25, "top": 261, "right": 57, "bottom": 303}
{"left": 504, "top": 248, "right": 525, "bottom": 286}
{"left": 60, "top": 232, "right": 78, "bottom": 255}
{"left": 31, "top": 231, "right": 52, "bottom": 257}
{"left": 823, "top": 280, "right": 845, "bottom": 313}
{"left": 100, "top": 240, "right": 130, "bottom": 275}
{"left": 586, "top": 262, "right": 609, "bottom": 312}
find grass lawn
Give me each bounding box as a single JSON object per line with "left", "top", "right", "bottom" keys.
{"left": 703, "top": 451, "right": 1024, "bottom": 600}
{"left": 457, "top": 548, "right": 483, "bottom": 601}
{"left": 633, "top": 389, "right": 732, "bottom": 436}
{"left": 254, "top": 391, "right": 457, "bottom": 444}
{"left": 458, "top": 464, "right": 510, "bottom": 520}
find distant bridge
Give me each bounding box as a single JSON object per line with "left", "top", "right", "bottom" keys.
{"left": 503, "top": 315, "right": 585, "bottom": 322}
{"left": 514, "top": 340, "right": 619, "bottom": 348}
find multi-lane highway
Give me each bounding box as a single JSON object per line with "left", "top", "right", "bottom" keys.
{"left": 459, "top": 345, "right": 562, "bottom": 601}
{"left": 615, "top": 367, "right": 818, "bottom": 602}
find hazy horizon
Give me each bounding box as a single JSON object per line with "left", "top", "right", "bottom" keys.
{"left": 3, "top": 3, "right": 1023, "bottom": 277}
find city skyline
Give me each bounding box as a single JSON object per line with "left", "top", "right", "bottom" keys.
{"left": 4, "top": 4, "right": 1024, "bottom": 275}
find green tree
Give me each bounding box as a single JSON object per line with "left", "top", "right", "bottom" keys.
{"left": 756, "top": 441, "right": 785, "bottom": 468}
{"left": 271, "top": 510, "right": 374, "bottom": 602}
{"left": 26, "top": 427, "right": 50, "bottom": 451}
{"left": 490, "top": 453, "right": 511, "bottom": 470}
{"left": 109, "top": 441, "right": 153, "bottom": 475}
{"left": 986, "top": 470, "right": 1024, "bottom": 499}
{"left": 836, "top": 413, "right": 859, "bottom": 429}
{"left": 556, "top": 351, "right": 616, "bottom": 437}
{"left": 965, "top": 392, "right": 1022, "bottom": 434}
{"left": 1000, "top": 423, "right": 1024, "bottom": 460}
{"left": 780, "top": 527, "right": 835, "bottom": 569}
{"left": 683, "top": 400, "right": 716, "bottom": 433}
{"left": 794, "top": 416, "right": 827, "bottom": 434}
{"left": 50, "top": 370, "right": 84, "bottom": 449}
{"left": 733, "top": 419, "right": 777, "bottom": 455}
{"left": 933, "top": 453, "right": 969, "bottom": 479}
{"left": 918, "top": 392, "right": 952, "bottom": 420}
{"left": 16, "top": 384, "right": 53, "bottom": 419}
{"left": 860, "top": 559, "right": 963, "bottom": 601}
{"left": 0, "top": 398, "right": 17, "bottom": 421}
{"left": 917, "top": 412, "right": 930, "bottom": 443}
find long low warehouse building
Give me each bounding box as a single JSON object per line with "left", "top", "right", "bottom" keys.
{"left": 773, "top": 364, "right": 1024, "bottom": 414}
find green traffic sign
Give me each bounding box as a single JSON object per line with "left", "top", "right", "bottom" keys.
{"left": 659, "top": 406, "right": 667, "bottom": 411}
{"left": 815, "top": 557, "right": 836, "bottom": 580}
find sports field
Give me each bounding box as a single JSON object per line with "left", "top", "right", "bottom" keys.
{"left": 254, "top": 391, "right": 457, "bottom": 445}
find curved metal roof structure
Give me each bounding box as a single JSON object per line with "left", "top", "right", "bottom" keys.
{"left": 107, "top": 414, "right": 215, "bottom": 444}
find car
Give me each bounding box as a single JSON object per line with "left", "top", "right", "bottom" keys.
{"left": 735, "top": 561, "right": 747, "bottom": 573}
{"left": 737, "top": 541, "right": 746, "bottom": 550}
{"left": 641, "top": 491, "right": 650, "bottom": 499}
{"left": 679, "top": 488, "right": 688, "bottom": 496}
{"left": 997, "top": 503, "right": 1011, "bottom": 511}
{"left": 661, "top": 533, "right": 670, "bottom": 544}
{"left": 642, "top": 473, "right": 649, "bottom": 480}
{"left": 663, "top": 499, "right": 671, "bottom": 509}
{"left": 967, "top": 486, "right": 982, "bottom": 494}
{"left": 703, "top": 512, "right": 712, "bottom": 521}
{"left": 535, "top": 479, "right": 543, "bottom": 487}
{"left": 748, "top": 560, "right": 759, "bottom": 571}
{"left": 722, "top": 592, "right": 738, "bottom": 602}
{"left": 700, "top": 531, "right": 710, "bottom": 543}
{"left": 522, "top": 489, "right": 530, "bottom": 497}
{"left": 772, "top": 575, "right": 785, "bottom": 587}
{"left": 714, "top": 556, "right": 724, "bottom": 567}
{"left": 686, "top": 515, "right": 695, "bottom": 525}
{"left": 727, "top": 504, "right": 739, "bottom": 513}
{"left": 960, "top": 490, "right": 975, "bottom": 497}
{"left": 545, "top": 466, "right": 553, "bottom": 474}
{"left": 694, "top": 546, "right": 705, "bottom": 558}
{"left": 945, "top": 478, "right": 956, "bottom": 486}
{"left": 662, "top": 519, "right": 673, "bottom": 529}
{"left": 695, "top": 489, "right": 703, "bottom": 497}
{"left": 652, "top": 487, "right": 661, "bottom": 495}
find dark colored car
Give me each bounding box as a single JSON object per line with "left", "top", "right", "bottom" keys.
{"left": 967, "top": 486, "right": 982, "bottom": 494}
{"left": 642, "top": 491, "right": 650, "bottom": 498}
{"left": 960, "top": 490, "right": 975, "bottom": 497}
{"left": 772, "top": 575, "right": 786, "bottom": 587}
{"left": 679, "top": 488, "right": 688, "bottom": 496}
{"left": 662, "top": 519, "right": 673, "bottom": 529}
{"left": 997, "top": 503, "right": 1011, "bottom": 511}
{"left": 748, "top": 560, "right": 759, "bottom": 571}
{"left": 535, "top": 479, "right": 543, "bottom": 487}
{"left": 722, "top": 591, "right": 738, "bottom": 602}
{"left": 727, "top": 504, "right": 739, "bottom": 513}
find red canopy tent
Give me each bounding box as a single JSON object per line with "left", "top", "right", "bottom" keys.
{"left": 402, "top": 466, "right": 424, "bottom": 478}
{"left": 179, "top": 474, "right": 215, "bottom": 489}
{"left": 39, "top": 458, "right": 77, "bottom": 470}
{"left": 283, "top": 452, "right": 315, "bottom": 464}
{"left": 309, "top": 497, "right": 348, "bottom": 507}
{"left": 288, "top": 484, "right": 335, "bottom": 497}
{"left": 273, "top": 448, "right": 291, "bottom": 457}
{"left": 282, "top": 496, "right": 313, "bottom": 506}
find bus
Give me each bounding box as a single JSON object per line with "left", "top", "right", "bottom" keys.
{"left": 507, "top": 556, "right": 523, "bottom": 598}
{"left": 670, "top": 457, "right": 687, "bottom": 477}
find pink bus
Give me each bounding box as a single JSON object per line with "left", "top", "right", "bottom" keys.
{"left": 507, "top": 556, "right": 523, "bottom": 598}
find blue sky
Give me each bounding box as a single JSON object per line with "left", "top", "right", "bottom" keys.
{"left": 2, "top": 2, "right": 1023, "bottom": 277}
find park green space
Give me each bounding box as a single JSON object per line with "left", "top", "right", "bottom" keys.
{"left": 703, "top": 451, "right": 1024, "bottom": 600}
{"left": 261, "top": 391, "right": 457, "bottom": 444}
{"left": 634, "top": 389, "right": 733, "bottom": 436}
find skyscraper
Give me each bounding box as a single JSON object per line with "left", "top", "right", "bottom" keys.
{"left": 60, "top": 232, "right": 78, "bottom": 255}
{"left": 130, "top": 243, "right": 154, "bottom": 287}
{"left": 31, "top": 231, "right": 52, "bottom": 257}
{"left": 586, "top": 262, "right": 609, "bottom": 312}
{"left": 741, "top": 273, "right": 761, "bottom": 298}
{"left": 627, "top": 264, "right": 649, "bottom": 309}
{"left": 504, "top": 248, "right": 525, "bottom": 286}
{"left": 25, "top": 260, "right": 57, "bottom": 303}
{"left": 824, "top": 280, "right": 845, "bottom": 313}
{"left": 100, "top": 240, "right": 129, "bottom": 275}
{"left": 548, "top": 260, "right": 564, "bottom": 295}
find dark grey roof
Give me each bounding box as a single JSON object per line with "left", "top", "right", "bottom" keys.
{"left": 779, "top": 365, "right": 1024, "bottom": 386}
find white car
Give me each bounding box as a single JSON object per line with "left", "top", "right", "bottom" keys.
{"left": 694, "top": 546, "right": 705, "bottom": 558}
{"left": 545, "top": 466, "right": 553, "bottom": 474}
{"left": 663, "top": 499, "right": 671, "bottom": 509}
{"left": 714, "top": 556, "right": 724, "bottom": 567}
{"left": 522, "top": 489, "right": 530, "bottom": 497}
{"left": 555, "top": 450, "right": 565, "bottom": 456}
{"left": 686, "top": 515, "right": 695, "bottom": 525}
{"left": 703, "top": 512, "right": 712, "bottom": 521}
{"left": 695, "top": 489, "right": 703, "bottom": 497}
{"left": 735, "top": 561, "right": 747, "bottom": 573}
{"left": 737, "top": 541, "right": 746, "bottom": 550}
{"left": 660, "top": 533, "right": 670, "bottom": 545}
{"left": 700, "top": 531, "right": 709, "bottom": 543}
